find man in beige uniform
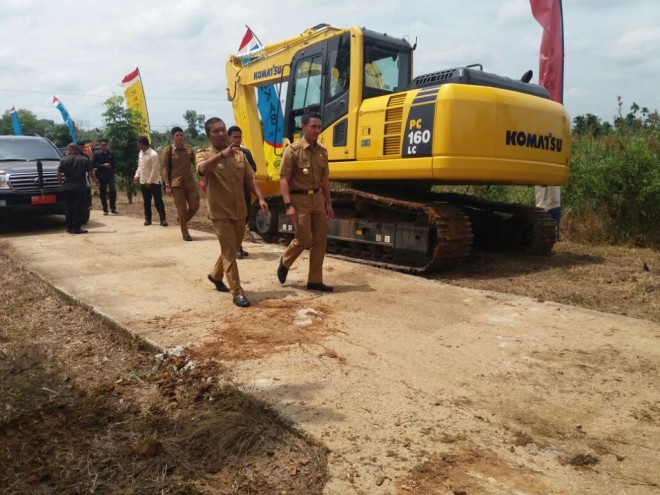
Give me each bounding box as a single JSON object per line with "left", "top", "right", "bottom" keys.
{"left": 196, "top": 117, "right": 268, "bottom": 308}
{"left": 162, "top": 126, "right": 200, "bottom": 241}
{"left": 277, "top": 112, "right": 335, "bottom": 291}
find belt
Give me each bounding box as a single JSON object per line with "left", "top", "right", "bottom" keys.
{"left": 290, "top": 188, "right": 320, "bottom": 195}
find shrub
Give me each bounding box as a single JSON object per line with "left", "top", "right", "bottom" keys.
{"left": 564, "top": 131, "right": 660, "bottom": 246}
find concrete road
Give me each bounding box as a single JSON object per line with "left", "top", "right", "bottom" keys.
{"left": 2, "top": 212, "right": 659, "bottom": 495}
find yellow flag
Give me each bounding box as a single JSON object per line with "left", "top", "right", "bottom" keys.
{"left": 119, "top": 67, "right": 151, "bottom": 142}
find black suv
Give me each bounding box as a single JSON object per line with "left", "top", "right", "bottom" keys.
{"left": 0, "top": 135, "right": 91, "bottom": 224}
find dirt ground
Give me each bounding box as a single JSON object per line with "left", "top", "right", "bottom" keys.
{"left": 117, "top": 193, "right": 659, "bottom": 323}
{"left": 1, "top": 194, "right": 658, "bottom": 494}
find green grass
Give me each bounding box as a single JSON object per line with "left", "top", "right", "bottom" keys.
{"left": 564, "top": 132, "right": 660, "bottom": 247}
{"left": 432, "top": 184, "right": 535, "bottom": 204}
{"left": 2, "top": 299, "right": 28, "bottom": 315}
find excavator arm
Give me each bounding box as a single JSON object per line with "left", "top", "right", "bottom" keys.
{"left": 225, "top": 24, "right": 347, "bottom": 181}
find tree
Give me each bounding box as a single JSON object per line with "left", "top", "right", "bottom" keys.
{"left": 0, "top": 109, "right": 80, "bottom": 147}
{"left": 1, "top": 109, "right": 44, "bottom": 136}
{"left": 572, "top": 113, "right": 608, "bottom": 138}
{"left": 614, "top": 97, "right": 660, "bottom": 134}
{"left": 101, "top": 95, "right": 146, "bottom": 202}
{"left": 42, "top": 123, "right": 73, "bottom": 148}
{"left": 148, "top": 129, "right": 169, "bottom": 152}
{"left": 183, "top": 110, "right": 205, "bottom": 139}
{"left": 77, "top": 127, "right": 104, "bottom": 145}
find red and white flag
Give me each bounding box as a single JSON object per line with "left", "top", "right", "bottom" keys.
{"left": 530, "top": 0, "right": 564, "bottom": 103}
{"left": 238, "top": 27, "right": 261, "bottom": 53}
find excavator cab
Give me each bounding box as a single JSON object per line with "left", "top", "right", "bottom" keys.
{"left": 283, "top": 29, "right": 412, "bottom": 159}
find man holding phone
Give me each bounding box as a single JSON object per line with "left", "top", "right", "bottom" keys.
{"left": 196, "top": 118, "right": 268, "bottom": 308}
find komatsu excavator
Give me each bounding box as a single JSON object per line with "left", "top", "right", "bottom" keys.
{"left": 226, "top": 24, "right": 570, "bottom": 272}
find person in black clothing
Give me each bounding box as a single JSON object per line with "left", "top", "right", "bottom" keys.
{"left": 92, "top": 138, "right": 118, "bottom": 215}
{"left": 57, "top": 143, "right": 98, "bottom": 234}
{"left": 228, "top": 126, "right": 258, "bottom": 259}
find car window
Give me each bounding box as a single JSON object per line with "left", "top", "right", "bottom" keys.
{"left": 0, "top": 138, "right": 61, "bottom": 161}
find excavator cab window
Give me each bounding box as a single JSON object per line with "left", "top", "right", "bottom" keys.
{"left": 284, "top": 33, "right": 352, "bottom": 141}
{"left": 326, "top": 34, "right": 350, "bottom": 101}
{"left": 323, "top": 33, "right": 351, "bottom": 129}
{"left": 362, "top": 41, "right": 410, "bottom": 100}
{"left": 288, "top": 54, "right": 324, "bottom": 138}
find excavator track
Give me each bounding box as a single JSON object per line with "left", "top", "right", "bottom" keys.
{"left": 328, "top": 189, "right": 473, "bottom": 272}
{"left": 433, "top": 192, "right": 558, "bottom": 255}
{"left": 255, "top": 188, "right": 473, "bottom": 273}
{"left": 251, "top": 189, "right": 557, "bottom": 273}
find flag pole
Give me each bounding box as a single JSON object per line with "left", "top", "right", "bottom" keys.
{"left": 559, "top": 0, "right": 564, "bottom": 104}
{"left": 245, "top": 25, "right": 264, "bottom": 48}
{"left": 137, "top": 67, "right": 152, "bottom": 139}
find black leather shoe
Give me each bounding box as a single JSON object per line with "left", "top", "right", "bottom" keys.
{"left": 103, "top": 211, "right": 108, "bottom": 216}
{"left": 207, "top": 274, "right": 229, "bottom": 292}
{"left": 277, "top": 258, "right": 288, "bottom": 284}
{"left": 72, "top": 229, "right": 88, "bottom": 235}
{"left": 306, "top": 282, "right": 333, "bottom": 292}
{"left": 111, "top": 209, "right": 119, "bottom": 215}
{"left": 144, "top": 220, "right": 152, "bottom": 226}
{"left": 160, "top": 220, "right": 168, "bottom": 227}
{"left": 233, "top": 294, "right": 251, "bottom": 307}
{"left": 183, "top": 235, "right": 192, "bottom": 241}
{"left": 237, "top": 247, "right": 249, "bottom": 259}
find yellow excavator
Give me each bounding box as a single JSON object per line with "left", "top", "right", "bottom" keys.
{"left": 226, "top": 24, "right": 570, "bottom": 272}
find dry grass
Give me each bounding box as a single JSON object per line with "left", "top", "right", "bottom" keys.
{"left": 435, "top": 240, "right": 659, "bottom": 322}
{"left": 562, "top": 211, "right": 615, "bottom": 246}
{"left": 0, "top": 248, "right": 329, "bottom": 494}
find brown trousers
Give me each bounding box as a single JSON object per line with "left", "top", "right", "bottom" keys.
{"left": 210, "top": 218, "right": 245, "bottom": 297}
{"left": 172, "top": 183, "right": 200, "bottom": 236}
{"left": 282, "top": 192, "right": 328, "bottom": 284}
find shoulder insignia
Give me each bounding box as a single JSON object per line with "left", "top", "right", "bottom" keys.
{"left": 317, "top": 142, "right": 328, "bottom": 150}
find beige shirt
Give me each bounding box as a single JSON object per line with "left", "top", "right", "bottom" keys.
{"left": 161, "top": 144, "right": 196, "bottom": 188}
{"left": 196, "top": 145, "right": 255, "bottom": 221}
{"left": 280, "top": 136, "right": 328, "bottom": 191}
{"left": 134, "top": 148, "right": 161, "bottom": 184}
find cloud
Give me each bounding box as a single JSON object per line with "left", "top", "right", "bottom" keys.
{"left": 496, "top": 0, "right": 532, "bottom": 27}
{"left": 610, "top": 27, "right": 660, "bottom": 68}
{"left": 1, "top": 0, "right": 659, "bottom": 128}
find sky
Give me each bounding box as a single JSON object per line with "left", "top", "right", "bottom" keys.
{"left": 1, "top": 0, "right": 658, "bottom": 133}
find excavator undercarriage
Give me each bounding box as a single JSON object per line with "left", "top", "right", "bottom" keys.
{"left": 252, "top": 189, "right": 557, "bottom": 273}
